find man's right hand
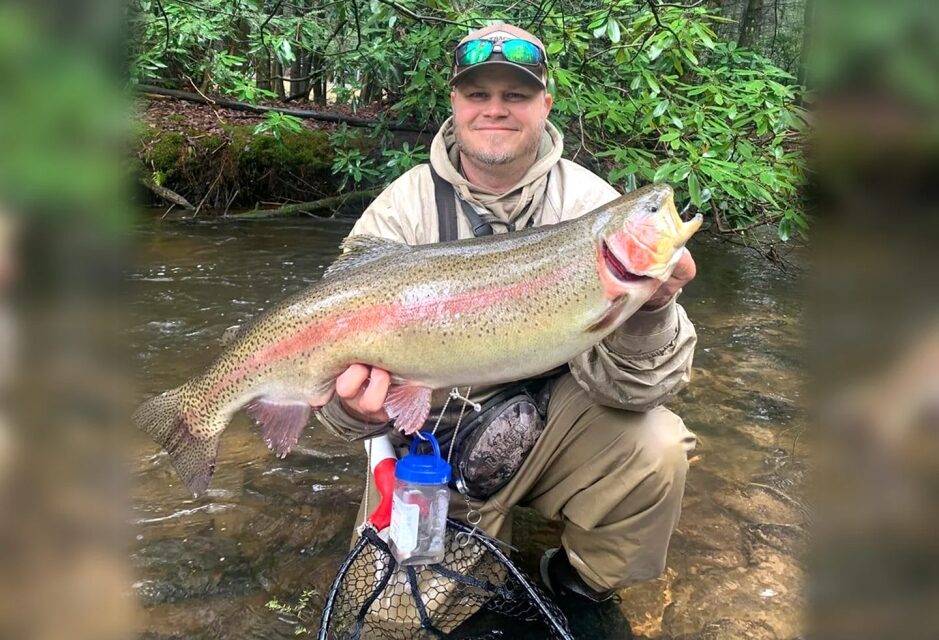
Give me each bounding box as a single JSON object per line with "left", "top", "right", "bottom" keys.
{"left": 335, "top": 364, "right": 391, "bottom": 423}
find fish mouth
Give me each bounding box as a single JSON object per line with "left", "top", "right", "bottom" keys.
{"left": 601, "top": 240, "right": 650, "bottom": 283}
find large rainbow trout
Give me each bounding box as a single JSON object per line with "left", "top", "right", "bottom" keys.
{"left": 135, "top": 183, "right": 701, "bottom": 494}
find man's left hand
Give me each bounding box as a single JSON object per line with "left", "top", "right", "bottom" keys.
{"left": 642, "top": 249, "right": 696, "bottom": 310}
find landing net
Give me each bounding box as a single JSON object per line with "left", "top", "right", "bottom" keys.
{"left": 317, "top": 519, "right": 574, "bottom": 639}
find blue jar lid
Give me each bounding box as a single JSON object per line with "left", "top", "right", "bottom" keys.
{"left": 395, "top": 432, "right": 451, "bottom": 484}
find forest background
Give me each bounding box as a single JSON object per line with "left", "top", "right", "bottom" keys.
{"left": 128, "top": 0, "right": 811, "bottom": 244}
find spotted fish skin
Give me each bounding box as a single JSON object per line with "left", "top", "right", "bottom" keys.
{"left": 134, "top": 183, "right": 702, "bottom": 494}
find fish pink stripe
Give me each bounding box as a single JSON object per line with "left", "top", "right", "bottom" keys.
{"left": 205, "top": 263, "right": 575, "bottom": 403}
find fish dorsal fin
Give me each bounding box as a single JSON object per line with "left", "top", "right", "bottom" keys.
{"left": 220, "top": 323, "right": 244, "bottom": 346}
{"left": 323, "top": 234, "right": 408, "bottom": 278}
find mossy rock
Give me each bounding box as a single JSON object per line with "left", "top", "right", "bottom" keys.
{"left": 227, "top": 126, "right": 333, "bottom": 173}
{"left": 134, "top": 122, "right": 341, "bottom": 210}
{"left": 136, "top": 128, "right": 186, "bottom": 181}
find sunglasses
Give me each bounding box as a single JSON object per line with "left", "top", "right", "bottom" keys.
{"left": 455, "top": 38, "right": 546, "bottom": 68}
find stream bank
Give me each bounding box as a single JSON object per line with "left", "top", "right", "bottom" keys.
{"left": 133, "top": 97, "right": 431, "bottom": 216}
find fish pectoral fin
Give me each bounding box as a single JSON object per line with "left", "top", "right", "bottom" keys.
{"left": 586, "top": 300, "right": 626, "bottom": 334}
{"left": 246, "top": 398, "right": 312, "bottom": 458}
{"left": 384, "top": 385, "right": 433, "bottom": 435}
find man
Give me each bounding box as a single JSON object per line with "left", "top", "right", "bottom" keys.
{"left": 315, "top": 22, "right": 698, "bottom": 603}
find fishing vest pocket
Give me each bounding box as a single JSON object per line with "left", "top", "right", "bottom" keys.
{"left": 452, "top": 390, "right": 548, "bottom": 500}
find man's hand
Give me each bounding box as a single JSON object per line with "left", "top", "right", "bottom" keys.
{"left": 335, "top": 364, "right": 391, "bottom": 422}
{"left": 642, "top": 249, "right": 696, "bottom": 310}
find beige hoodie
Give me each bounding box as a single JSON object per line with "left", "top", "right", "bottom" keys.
{"left": 316, "top": 119, "right": 696, "bottom": 440}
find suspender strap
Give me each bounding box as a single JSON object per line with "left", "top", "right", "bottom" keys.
{"left": 430, "top": 165, "right": 544, "bottom": 241}
{"left": 431, "top": 165, "right": 493, "bottom": 240}
{"left": 431, "top": 166, "right": 460, "bottom": 242}
{"left": 459, "top": 199, "right": 495, "bottom": 237}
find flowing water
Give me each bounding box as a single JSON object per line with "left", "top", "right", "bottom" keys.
{"left": 129, "top": 215, "right": 805, "bottom": 639}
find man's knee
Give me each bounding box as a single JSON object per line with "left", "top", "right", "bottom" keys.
{"left": 640, "top": 406, "right": 695, "bottom": 470}
{"left": 563, "top": 407, "right": 694, "bottom": 587}
{"left": 611, "top": 406, "right": 695, "bottom": 492}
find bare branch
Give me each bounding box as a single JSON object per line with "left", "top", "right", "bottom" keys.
{"left": 153, "top": 0, "right": 170, "bottom": 53}
{"left": 654, "top": 0, "right": 706, "bottom": 8}
{"left": 585, "top": 41, "right": 643, "bottom": 63}
{"left": 135, "top": 84, "right": 432, "bottom": 132}
{"left": 627, "top": 25, "right": 659, "bottom": 64}
{"left": 184, "top": 73, "right": 217, "bottom": 104}
{"left": 259, "top": 0, "right": 286, "bottom": 64}
{"left": 140, "top": 175, "right": 194, "bottom": 210}
{"left": 375, "top": 0, "right": 477, "bottom": 28}
{"left": 223, "top": 188, "right": 383, "bottom": 220}
{"left": 646, "top": 0, "right": 682, "bottom": 46}
{"left": 172, "top": 0, "right": 235, "bottom": 15}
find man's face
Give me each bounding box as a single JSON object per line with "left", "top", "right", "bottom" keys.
{"left": 450, "top": 66, "right": 553, "bottom": 167}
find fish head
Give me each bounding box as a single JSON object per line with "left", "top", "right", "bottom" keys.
{"left": 594, "top": 183, "right": 703, "bottom": 299}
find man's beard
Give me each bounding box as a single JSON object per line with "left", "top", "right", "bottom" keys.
{"left": 455, "top": 123, "right": 544, "bottom": 167}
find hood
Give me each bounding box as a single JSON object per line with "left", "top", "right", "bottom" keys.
{"left": 429, "top": 117, "right": 564, "bottom": 227}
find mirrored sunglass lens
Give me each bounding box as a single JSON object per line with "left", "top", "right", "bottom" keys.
{"left": 502, "top": 40, "right": 543, "bottom": 65}
{"left": 458, "top": 40, "right": 493, "bottom": 65}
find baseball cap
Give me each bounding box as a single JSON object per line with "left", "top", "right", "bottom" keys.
{"left": 450, "top": 23, "right": 549, "bottom": 89}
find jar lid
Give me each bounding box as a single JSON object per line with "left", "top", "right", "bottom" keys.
{"left": 395, "top": 432, "right": 452, "bottom": 484}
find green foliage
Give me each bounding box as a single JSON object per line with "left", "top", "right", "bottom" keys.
{"left": 331, "top": 147, "right": 382, "bottom": 190}
{"left": 129, "top": 0, "right": 807, "bottom": 238}
{"left": 326, "top": 127, "right": 428, "bottom": 190}
{"left": 328, "top": 125, "right": 376, "bottom": 189}
{"left": 545, "top": 3, "right": 807, "bottom": 238}
{"left": 266, "top": 589, "right": 318, "bottom": 636}
{"left": 383, "top": 142, "right": 430, "bottom": 178}
{"left": 254, "top": 112, "right": 304, "bottom": 141}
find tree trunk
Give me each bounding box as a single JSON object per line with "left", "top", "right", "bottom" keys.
{"left": 360, "top": 72, "right": 372, "bottom": 104}
{"left": 283, "top": 1, "right": 304, "bottom": 98}
{"left": 295, "top": 52, "right": 312, "bottom": 98}
{"left": 311, "top": 52, "right": 326, "bottom": 105}
{"left": 797, "top": 0, "right": 814, "bottom": 89}
{"left": 273, "top": 61, "right": 286, "bottom": 100}
{"left": 255, "top": 52, "right": 272, "bottom": 93}
{"left": 737, "top": 0, "right": 764, "bottom": 49}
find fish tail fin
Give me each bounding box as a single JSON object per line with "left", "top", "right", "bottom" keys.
{"left": 133, "top": 384, "right": 221, "bottom": 495}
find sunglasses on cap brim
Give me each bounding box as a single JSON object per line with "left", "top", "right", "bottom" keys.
{"left": 455, "top": 38, "right": 546, "bottom": 68}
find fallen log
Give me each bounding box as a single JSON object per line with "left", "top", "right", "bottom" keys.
{"left": 222, "top": 188, "right": 382, "bottom": 220}
{"left": 136, "top": 84, "right": 432, "bottom": 133}
{"left": 139, "top": 175, "right": 194, "bottom": 210}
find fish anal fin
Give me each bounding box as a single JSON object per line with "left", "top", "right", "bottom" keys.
{"left": 384, "top": 385, "right": 433, "bottom": 435}
{"left": 246, "top": 399, "right": 311, "bottom": 458}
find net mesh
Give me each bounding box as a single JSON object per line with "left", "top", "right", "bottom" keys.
{"left": 318, "top": 519, "right": 574, "bottom": 640}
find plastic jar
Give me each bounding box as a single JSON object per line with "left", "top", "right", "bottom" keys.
{"left": 389, "top": 433, "right": 451, "bottom": 566}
